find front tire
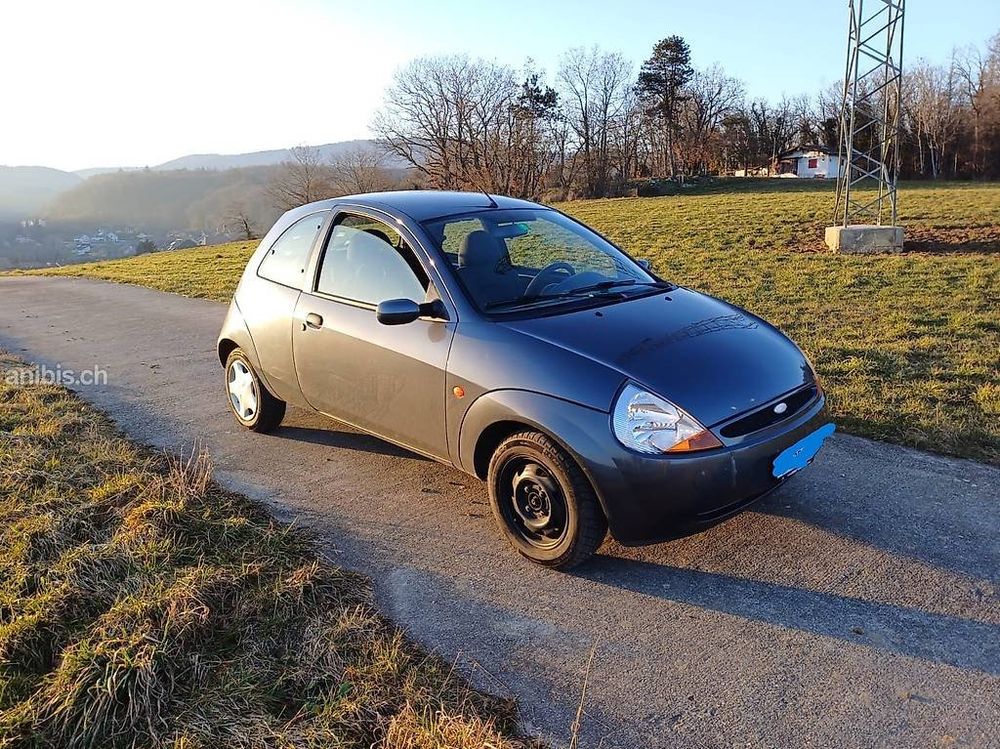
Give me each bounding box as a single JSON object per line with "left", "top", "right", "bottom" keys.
{"left": 487, "top": 431, "right": 607, "bottom": 569}
{"left": 224, "top": 348, "right": 285, "bottom": 433}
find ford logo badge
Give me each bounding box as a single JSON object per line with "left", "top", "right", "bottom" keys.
{"left": 773, "top": 402, "right": 788, "bottom": 415}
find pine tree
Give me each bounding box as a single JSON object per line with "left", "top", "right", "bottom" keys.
{"left": 637, "top": 36, "right": 694, "bottom": 178}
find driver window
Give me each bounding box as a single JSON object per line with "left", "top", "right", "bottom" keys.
{"left": 316, "top": 214, "right": 429, "bottom": 305}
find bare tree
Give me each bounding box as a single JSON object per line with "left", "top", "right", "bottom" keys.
{"left": 224, "top": 201, "right": 258, "bottom": 240}
{"left": 373, "top": 56, "right": 564, "bottom": 198}
{"left": 265, "top": 145, "right": 336, "bottom": 211}
{"left": 720, "top": 111, "right": 757, "bottom": 174}
{"left": 747, "top": 98, "right": 799, "bottom": 173}
{"left": 906, "top": 59, "right": 962, "bottom": 178}
{"left": 954, "top": 35, "right": 1000, "bottom": 178}
{"left": 955, "top": 45, "right": 988, "bottom": 175}
{"left": 520, "top": 69, "right": 561, "bottom": 194}
{"left": 330, "top": 146, "right": 392, "bottom": 195}
{"left": 558, "top": 46, "right": 632, "bottom": 196}
{"left": 373, "top": 56, "right": 513, "bottom": 192}
{"left": 677, "top": 64, "right": 745, "bottom": 174}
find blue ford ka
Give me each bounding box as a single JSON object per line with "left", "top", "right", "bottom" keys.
{"left": 218, "top": 191, "right": 835, "bottom": 569}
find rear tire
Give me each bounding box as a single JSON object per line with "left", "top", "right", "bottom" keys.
{"left": 224, "top": 348, "right": 285, "bottom": 433}
{"left": 487, "top": 430, "right": 607, "bottom": 569}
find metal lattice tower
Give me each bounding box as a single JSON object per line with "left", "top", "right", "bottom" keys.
{"left": 833, "top": 0, "right": 905, "bottom": 227}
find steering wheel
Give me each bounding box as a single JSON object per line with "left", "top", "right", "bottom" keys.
{"left": 524, "top": 261, "right": 576, "bottom": 298}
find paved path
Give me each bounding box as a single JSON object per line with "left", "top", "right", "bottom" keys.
{"left": 1, "top": 276, "right": 998, "bottom": 748}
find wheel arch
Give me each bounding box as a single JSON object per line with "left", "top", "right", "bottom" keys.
{"left": 217, "top": 300, "right": 263, "bottom": 370}
{"left": 218, "top": 337, "right": 240, "bottom": 366}
{"left": 472, "top": 419, "right": 536, "bottom": 480}
{"left": 459, "top": 390, "right": 613, "bottom": 518}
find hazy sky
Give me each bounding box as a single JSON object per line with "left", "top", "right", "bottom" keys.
{"left": 3, "top": 0, "right": 997, "bottom": 171}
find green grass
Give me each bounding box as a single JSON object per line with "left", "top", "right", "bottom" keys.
{"left": 25, "top": 241, "right": 259, "bottom": 301}
{"left": 17, "top": 181, "right": 1000, "bottom": 463}
{"left": 0, "top": 352, "right": 533, "bottom": 748}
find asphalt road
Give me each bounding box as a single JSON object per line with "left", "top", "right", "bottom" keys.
{"left": 1, "top": 276, "right": 998, "bottom": 749}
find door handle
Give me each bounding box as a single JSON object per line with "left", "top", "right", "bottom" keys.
{"left": 305, "top": 312, "right": 323, "bottom": 330}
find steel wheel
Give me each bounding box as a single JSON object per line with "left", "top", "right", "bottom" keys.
{"left": 487, "top": 430, "right": 607, "bottom": 569}
{"left": 498, "top": 458, "right": 569, "bottom": 550}
{"left": 227, "top": 358, "right": 259, "bottom": 422}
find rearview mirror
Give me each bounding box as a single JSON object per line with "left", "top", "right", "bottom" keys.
{"left": 637, "top": 258, "right": 651, "bottom": 270}
{"left": 376, "top": 298, "right": 447, "bottom": 325}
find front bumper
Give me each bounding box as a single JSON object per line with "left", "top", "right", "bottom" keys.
{"left": 579, "top": 393, "right": 831, "bottom": 546}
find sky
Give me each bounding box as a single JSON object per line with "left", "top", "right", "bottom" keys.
{"left": 2, "top": 0, "right": 998, "bottom": 172}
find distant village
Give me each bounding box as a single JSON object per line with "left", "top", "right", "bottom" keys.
{"left": 0, "top": 219, "right": 236, "bottom": 269}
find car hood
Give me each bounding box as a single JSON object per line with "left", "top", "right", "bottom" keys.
{"left": 501, "top": 287, "right": 814, "bottom": 427}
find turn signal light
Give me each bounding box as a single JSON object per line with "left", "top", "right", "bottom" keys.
{"left": 666, "top": 429, "right": 723, "bottom": 453}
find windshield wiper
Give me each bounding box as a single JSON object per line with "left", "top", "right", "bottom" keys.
{"left": 535, "top": 277, "right": 673, "bottom": 300}
{"left": 567, "top": 278, "right": 640, "bottom": 294}
{"left": 485, "top": 295, "right": 570, "bottom": 311}
{"left": 484, "top": 278, "right": 670, "bottom": 311}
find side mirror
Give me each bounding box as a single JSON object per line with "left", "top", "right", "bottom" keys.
{"left": 376, "top": 298, "right": 447, "bottom": 325}
{"left": 637, "top": 258, "right": 651, "bottom": 271}
{"left": 376, "top": 298, "right": 421, "bottom": 325}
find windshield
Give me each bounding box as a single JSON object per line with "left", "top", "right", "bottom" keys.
{"left": 422, "top": 208, "right": 660, "bottom": 313}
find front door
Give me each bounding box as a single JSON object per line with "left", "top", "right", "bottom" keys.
{"left": 292, "top": 211, "right": 455, "bottom": 460}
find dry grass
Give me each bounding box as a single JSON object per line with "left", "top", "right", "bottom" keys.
{"left": 22, "top": 241, "right": 259, "bottom": 301}
{"left": 0, "top": 352, "right": 534, "bottom": 748}
{"left": 14, "top": 181, "right": 1000, "bottom": 463}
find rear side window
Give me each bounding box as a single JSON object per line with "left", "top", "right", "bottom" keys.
{"left": 257, "top": 211, "right": 327, "bottom": 288}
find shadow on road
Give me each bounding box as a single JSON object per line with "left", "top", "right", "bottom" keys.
{"left": 574, "top": 555, "right": 1000, "bottom": 675}
{"left": 755, "top": 494, "right": 998, "bottom": 584}
{"left": 268, "top": 424, "right": 428, "bottom": 460}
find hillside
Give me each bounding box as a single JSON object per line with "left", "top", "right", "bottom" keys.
{"left": 0, "top": 165, "right": 82, "bottom": 219}
{"left": 0, "top": 141, "right": 406, "bottom": 223}
{"left": 67, "top": 141, "right": 395, "bottom": 177}
{"left": 46, "top": 166, "right": 281, "bottom": 232}
{"left": 26, "top": 182, "right": 1000, "bottom": 465}
{"left": 72, "top": 166, "right": 142, "bottom": 179}
{"left": 152, "top": 139, "right": 405, "bottom": 171}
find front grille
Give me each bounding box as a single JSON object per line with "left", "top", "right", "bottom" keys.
{"left": 719, "top": 385, "right": 818, "bottom": 439}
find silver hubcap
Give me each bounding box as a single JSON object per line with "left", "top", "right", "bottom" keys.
{"left": 227, "top": 360, "right": 258, "bottom": 422}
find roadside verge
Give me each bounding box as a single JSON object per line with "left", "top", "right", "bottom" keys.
{"left": 0, "top": 351, "right": 535, "bottom": 748}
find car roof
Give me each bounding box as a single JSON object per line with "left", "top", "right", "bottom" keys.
{"left": 297, "top": 190, "right": 548, "bottom": 223}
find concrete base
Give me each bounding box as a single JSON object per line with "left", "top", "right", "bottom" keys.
{"left": 825, "top": 224, "right": 904, "bottom": 253}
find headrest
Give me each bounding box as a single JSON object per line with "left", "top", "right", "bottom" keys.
{"left": 363, "top": 228, "right": 392, "bottom": 246}
{"left": 459, "top": 230, "right": 505, "bottom": 269}
{"left": 346, "top": 228, "right": 388, "bottom": 263}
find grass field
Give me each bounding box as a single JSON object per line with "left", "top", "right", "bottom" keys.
{"left": 21, "top": 181, "right": 1000, "bottom": 464}
{"left": 0, "top": 353, "right": 531, "bottom": 747}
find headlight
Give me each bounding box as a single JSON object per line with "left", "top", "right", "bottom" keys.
{"left": 612, "top": 383, "right": 722, "bottom": 454}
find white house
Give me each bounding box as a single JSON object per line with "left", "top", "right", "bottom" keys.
{"left": 774, "top": 146, "right": 842, "bottom": 179}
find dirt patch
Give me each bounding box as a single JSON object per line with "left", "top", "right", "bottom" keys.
{"left": 904, "top": 225, "right": 1000, "bottom": 254}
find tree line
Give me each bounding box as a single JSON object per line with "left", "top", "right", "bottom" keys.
{"left": 365, "top": 32, "right": 1000, "bottom": 200}
{"left": 261, "top": 30, "right": 1000, "bottom": 210}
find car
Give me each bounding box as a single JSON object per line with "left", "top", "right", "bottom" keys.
{"left": 217, "top": 191, "right": 834, "bottom": 569}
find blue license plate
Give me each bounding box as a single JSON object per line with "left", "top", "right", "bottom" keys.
{"left": 772, "top": 423, "right": 835, "bottom": 478}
